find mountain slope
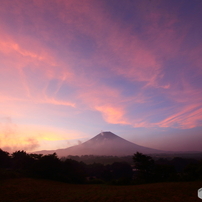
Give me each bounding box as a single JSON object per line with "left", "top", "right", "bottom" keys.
{"left": 35, "top": 131, "right": 164, "bottom": 156}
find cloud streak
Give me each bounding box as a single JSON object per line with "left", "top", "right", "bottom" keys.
{"left": 0, "top": 0, "right": 202, "bottom": 151}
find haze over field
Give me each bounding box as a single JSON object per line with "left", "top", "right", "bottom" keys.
{"left": 0, "top": 0, "right": 202, "bottom": 153}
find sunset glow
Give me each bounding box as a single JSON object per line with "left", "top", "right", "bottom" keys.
{"left": 0, "top": 0, "right": 202, "bottom": 152}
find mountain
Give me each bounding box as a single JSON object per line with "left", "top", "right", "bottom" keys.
{"left": 35, "top": 131, "right": 165, "bottom": 156}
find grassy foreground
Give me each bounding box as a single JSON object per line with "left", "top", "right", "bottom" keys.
{"left": 0, "top": 178, "right": 201, "bottom": 202}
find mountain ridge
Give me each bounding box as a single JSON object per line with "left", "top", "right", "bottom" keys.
{"left": 34, "top": 131, "right": 165, "bottom": 156}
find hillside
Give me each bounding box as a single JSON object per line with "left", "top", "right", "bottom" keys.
{"left": 35, "top": 131, "right": 164, "bottom": 156}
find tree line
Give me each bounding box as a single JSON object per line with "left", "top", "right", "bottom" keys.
{"left": 0, "top": 149, "right": 201, "bottom": 185}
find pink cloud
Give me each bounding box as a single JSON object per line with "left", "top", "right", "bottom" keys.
{"left": 1, "top": 0, "right": 162, "bottom": 88}
{"left": 0, "top": 117, "right": 39, "bottom": 152}
{"left": 188, "top": 46, "right": 202, "bottom": 75}
{"left": 42, "top": 0, "right": 162, "bottom": 88}
{"left": 41, "top": 97, "right": 75, "bottom": 107}
{"left": 0, "top": 25, "right": 75, "bottom": 106}
{"left": 95, "top": 105, "right": 128, "bottom": 125}
{"left": 156, "top": 104, "right": 202, "bottom": 129}
{"left": 0, "top": 116, "right": 87, "bottom": 152}
{"left": 0, "top": 0, "right": 201, "bottom": 133}
{"left": 108, "top": 35, "right": 161, "bottom": 85}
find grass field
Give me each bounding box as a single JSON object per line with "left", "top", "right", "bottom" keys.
{"left": 0, "top": 178, "right": 201, "bottom": 202}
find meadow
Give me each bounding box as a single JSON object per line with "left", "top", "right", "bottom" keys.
{"left": 0, "top": 178, "right": 201, "bottom": 202}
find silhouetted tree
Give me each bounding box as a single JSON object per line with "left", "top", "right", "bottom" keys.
{"left": 11, "top": 150, "right": 34, "bottom": 171}
{"left": 60, "top": 159, "right": 86, "bottom": 183}
{"left": 0, "top": 149, "right": 11, "bottom": 168}
{"left": 133, "top": 152, "right": 155, "bottom": 182}
{"left": 29, "top": 153, "right": 43, "bottom": 160}
{"left": 1, "top": 147, "right": 201, "bottom": 184}
{"left": 111, "top": 162, "right": 132, "bottom": 179}
{"left": 86, "top": 163, "right": 105, "bottom": 179}
{"left": 33, "top": 153, "right": 61, "bottom": 179}
{"left": 101, "top": 165, "right": 112, "bottom": 182}
{"left": 183, "top": 160, "right": 202, "bottom": 181}
{"left": 133, "top": 152, "right": 154, "bottom": 173}
{"left": 110, "top": 162, "right": 133, "bottom": 184}
{"left": 170, "top": 157, "right": 190, "bottom": 172}
{"left": 153, "top": 163, "right": 176, "bottom": 182}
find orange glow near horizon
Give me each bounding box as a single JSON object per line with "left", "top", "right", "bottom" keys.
{"left": 0, "top": 0, "right": 202, "bottom": 152}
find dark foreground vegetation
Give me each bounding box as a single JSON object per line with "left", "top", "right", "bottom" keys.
{"left": 0, "top": 178, "right": 201, "bottom": 202}
{"left": 0, "top": 149, "right": 202, "bottom": 185}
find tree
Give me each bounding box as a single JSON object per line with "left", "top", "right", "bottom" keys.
{"left": 12, "top": 150, "right": 34, "bottom": 171}
{"left": 33, "top": 153, "right": 61, "bottom": 179}
{"left": 110, "top": 162, "right": 133, "bottom": 184}
{"left": 153, "top": 163, "right": 176, "bottom": 182}
{"left": 60, "top": 159, "right": 86, "bottom": 183}
{"left": 133, "top": 152, "right": 154, "bottom": 172}
{"left": 133, "top": 152, "right": 154, "bottom": 182}
{"left": 0, "top": 149, "right": 10, "bottom": 168}
{"left": 111, "top": 162, "right": 133, "bottom": 179}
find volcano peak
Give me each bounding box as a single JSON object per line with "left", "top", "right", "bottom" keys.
{"left": 35, "top": 131, "right": 164, "bottom": 156}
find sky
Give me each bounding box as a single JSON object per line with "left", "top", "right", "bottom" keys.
{"left": 0, "top": 0, "right": 202, "bottom": 153}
